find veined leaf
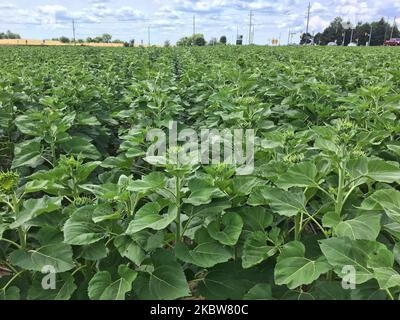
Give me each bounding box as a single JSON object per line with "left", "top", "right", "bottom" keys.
{"left": 248, "top": 187, "right": 306, "bottom": 217}
{"left": 207, "top": 212, "right": 243, "bottom": 246}
{"left": 9, "top": 243, "right": 74, "bottom": 273}
{"left": 88, "top": 265, "right": 137, "bottom": 300}
{"left": 319, "top": 238, "right": 394, "bottom": 284}
{"left": 175, "top": 229, "right": 232, "bottom": 268}
{"left": 242, "top": 231, "right": 277, "bottom": 268}
{"left": 126, "top": 203, "right": 177, "bottom": 234}
{"left": 275, "top": 241, "right": 330, "bottom": 289}
{"left": 276, "top": 161, "right": 319, "bottom": 189}
{"left": 335, "top": 213, "right": 381, "bottom": 240}
{"left": 64, "top": 206, "right": 107, "bottom": 245}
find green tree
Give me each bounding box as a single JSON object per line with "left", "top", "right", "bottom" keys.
{"left": 0, "top": 30, "right": 21, "bottom": 39}
{"left": 102, "top": 33, "right": 112, "bottom": 43}
{"left": 220, "top": 35, "right": 227, "bottom": 44}
{"left": 59, "top": 36, "right": 70, "bottom": 43}
{"left": 192, "top": 34, "right": 206, "bottom": 46}
{"left": 177, "top": 34, "right": 206, "bottom": 46}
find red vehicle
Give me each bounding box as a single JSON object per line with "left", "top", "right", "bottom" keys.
{"left": 384, "top": 38, "right": 400, "bottom": 46}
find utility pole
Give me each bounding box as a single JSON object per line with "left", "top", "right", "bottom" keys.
{"left": 72, "top": 19, "right": 76, "bottom": 45}
{"left": 350, "top": 28, "right": 354, "bottom": 43}
{"left": 390, "top": 16, "right": 397, "bottom": 39}
{"left": 368, "top": 24, "right": 373, "bottom": 46}
{"left": 148, "top": 25, "right": 151, "bottom": 46}
{"left": 248, "top": 10, "right": 253, "bottom": 45}
{"left": 193, "top": 15, "right": 196, "bottom": 36}
{"left": 305, "top": 2, "right": 311, "bottom": 35}
{"left": 288, "top": 28, "right": 291, "bottom": 45}
{"left": 384, "top": 16, "right": 389, "bottom": 41}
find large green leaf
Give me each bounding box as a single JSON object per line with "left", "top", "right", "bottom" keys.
{"left": 126, "top": 203, "right": 177, "bottom": 234}
{"left": 11, "top": 139, "right": 43, "bottom": 169}
{"left": 10, "top": 196, "right": 63, "bottom": 229}
{"left": 134, "top": 249, "right": 189, "bottom": 300}
{"left": 9, "top": 243, "right": 74, "bottom": 273}
{"left": 64, "top": 206, "right": 107, "bottom": 245}
{"left": 88, "top": 265, "right": 137, "bottom": 300}
{"left": 276, "top": 161, "right": 319, "bottom": 189}
{"left": 335, "top": 213, "right": 381, "bottom": 240}
{"left": 242, "top": 231, "right": 277, "bottom": 269}
{"left": 114, "top": 235, "right": 145, "bottom": 266}
{"left": 175, "top": 228, "right": 232, "bottom": 268}
{"left": 207, "top": 212, "right": 243, "bottom": 246}
{"left": 275, "top": 241, "right": 330, "bottom": 289}
{"left": 197, "top": 261, "right": 269, "bottom": 300}
{"left": 183, "top": 187, "right": 225, "bottom": 206}
{"left": 347, "top": 158, "right": 400, "bottom": 184}
{"left": 236, "top": 207, "right": 273, "bottom": 232}
{"left": 248, "top": 187, "right": 306, "bottom": 217}
{"left": 61, "top": 136, "right": 100, "bottom": 160}
{"left": 373, "top": 268, "right": 400, "bottom": 290}
{"left": 127, "top": 172, "right": 166, "bottom": 193}
{"left": 361, "top": 189, "right": 400, "bottom": 224}
{"left": 243, "top": 283, "right": 273, "bottom": 300}
{"left": 319, "top": 238, "right": 394, "bottom": 284}
{"left": 27, "top": 274, "right": 77, "bottom": 300}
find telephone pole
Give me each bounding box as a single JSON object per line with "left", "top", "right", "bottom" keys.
{"left": 305, "top": 2, "right": 311, "bottom": 35}
{"left": 72, "top": 19, "right": 76, "bottom": 45}
{"left": 148, "top": 25, "right": 151, "bottom": 46}
{"left": 193, "top": 15, "right": 196, "bottom": 36}
{"left": 390, "top": 16, "right": 397, "bottom": 39}
{"left": 288, "top": 28, "right": 291, "bottom": 45}
{"left": 368, "top": 24, "right": 373, "bottom": 46}
{"left": 248, "top": 10, "right": 253, "bottom": 45}
{"left": 384, "top": 16, "right": 389, "bottom": 41}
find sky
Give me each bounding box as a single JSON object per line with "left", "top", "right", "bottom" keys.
{"left": 0, "top": 0, "right": 400, "bottom": 45}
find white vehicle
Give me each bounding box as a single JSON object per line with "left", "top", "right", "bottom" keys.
{"left": 348, "top": 42, "right": 357, "bottom": 47}
{"left": 327, "top": 42, "right": 337, "bottom": 46}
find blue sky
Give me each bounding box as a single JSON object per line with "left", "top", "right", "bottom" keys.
{"left": 0, "top": 0, "right": 399, "bottom": 44}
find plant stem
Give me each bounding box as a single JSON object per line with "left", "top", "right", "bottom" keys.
{"left": 130, "top": 194, "right": 139, "bottom": 216}
{"left": 294, "top": 211, "right": 303, "bottom": 241}
{"left": 175, "top": 176, "right": 181, "bottom": 244}
{"left": 18, "top": 229, "right": 26, "bottom": 248}
{"left": 1, "top": 271, "right": 24, "bottom": 291}
{"left": 335, "top": 162, "right": 345, "bottom": 217}
{"left": 386, "top": 289, "right": 395, "bottom": 301}
{"left": 0, "top": 238, "right": 21, "bottom": 249}
{"left": 11, "top": 192, "right": 26, "bottom": 248}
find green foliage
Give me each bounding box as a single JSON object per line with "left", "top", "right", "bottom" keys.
{"left": 0, "top": 45, "right": 399, "bottom": 300}
{"left": 176, "top": 34, "right": 206, "bottom": 47}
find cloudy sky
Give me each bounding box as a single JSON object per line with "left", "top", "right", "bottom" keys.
{"left": 0, "top": 0, "right": 399, "bottom": 45}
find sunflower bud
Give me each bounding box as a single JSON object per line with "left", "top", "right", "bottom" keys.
{"left": 0, "top": 171, "right": 19, "bottom": 194}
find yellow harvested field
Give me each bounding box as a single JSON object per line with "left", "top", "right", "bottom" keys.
{"left": 0, "top": 39, "right": 124, "bottom": 47}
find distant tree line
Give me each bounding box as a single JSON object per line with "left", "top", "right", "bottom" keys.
{"left": 52, "top": 34, "right": 135, "bottom": 46}
{"left": 176, "top": 34, "right": 228, "bottom": 47}
{"left": 0, "top": 30, "right": 21, "bottom": 39}
{"left": 307, "top": 17, "right": 400, "bottom": 46}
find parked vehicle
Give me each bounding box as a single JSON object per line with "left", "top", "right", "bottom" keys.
{"left": 384, "top": 38, "right": 400, "bottom": 46}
